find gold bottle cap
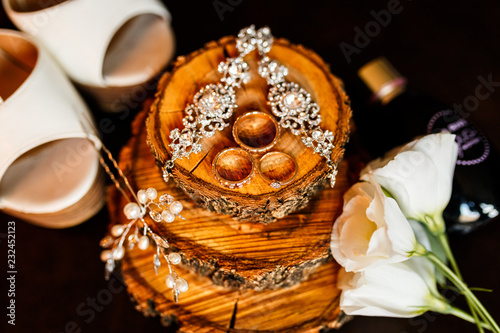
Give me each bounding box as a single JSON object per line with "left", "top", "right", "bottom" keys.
{"left": 358, "top": 57, "right": 406, "bottom": 104}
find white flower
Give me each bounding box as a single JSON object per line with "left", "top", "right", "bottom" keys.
{"left": 338, "top": 256, "right": 449, "bottom": 318}
{"left": 361, "top": 133, "right": 458, "bottom": 232}
{"left": 331, "top": 180, "right": 418, "bottom": 272}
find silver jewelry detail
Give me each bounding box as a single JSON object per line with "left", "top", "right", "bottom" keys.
{"left": 218, "top": 57, "right": 251, "bottom": 87}
{"left": 251, "top": 26, "right": 338, "bottom": 187}
{"left": 162, "top": 29, "right": 253, "bottom": 182}
{"left": 79, "top": 115, "right": 188, "bottom": 303}
{"left": 258, "top": 56, "right": 288, "bottom": 86}
{"left": 101, "top": 186, "right": 188, "bottom": 303}
{"left": 270, "top": 181, "right": 282, "bottom": 189}
{"left": 236, "top": 25, "right": 272, "bottom": 56}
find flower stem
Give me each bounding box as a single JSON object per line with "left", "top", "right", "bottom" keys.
{"left": 426, "top": 251, "right": 500, "bottom": 333}
{"left": 431, "top": 214, "right": 483, "bottom": 333}
{"left": 436, "top": 231, "right": 461, "bottom": 278}
{"left": 444, "top": 305, "right": 491, "bottom": 331}
{"left": 437, "top": 230, "right": 484, "bottom": 331}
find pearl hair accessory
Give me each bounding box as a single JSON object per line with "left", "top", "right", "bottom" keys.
{"left": 79, "top": 116, "right": 188, "bottom": 303}
{"left": 162, "top": 25, "right": 338, "bottom": 188}
{"left": 99, "top": 184, "right": 188, "bottom": 302}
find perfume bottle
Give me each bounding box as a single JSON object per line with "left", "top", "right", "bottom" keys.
{"left": 352, "top": 57, "right": 500, "bottom": 234}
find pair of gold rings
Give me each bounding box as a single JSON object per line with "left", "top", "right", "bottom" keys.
{"left": 213, "top": 111, "right": 297, "bottom": 189}
{"left": 213, "top": 149, "right": 298, "bottom": 189}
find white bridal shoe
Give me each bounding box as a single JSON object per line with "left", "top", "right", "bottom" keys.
{"left": 3, "top": 0, "right": 175, "bottom": 110}
{"left": 0, "top": 29, "right": 105, "bottom": 228}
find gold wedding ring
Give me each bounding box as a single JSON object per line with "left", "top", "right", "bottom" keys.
{"left": 232, "top": 111, "right": 280, "bottom": 153}
{"left": 258, "top": 152, "right": 298, "bottom": 189}
{"left": 213, "top": 148, "right": 255, "bottom": 189}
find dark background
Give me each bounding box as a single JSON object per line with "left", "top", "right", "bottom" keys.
{"left": 1, "top": 1, "right": 500, "bottom": 332}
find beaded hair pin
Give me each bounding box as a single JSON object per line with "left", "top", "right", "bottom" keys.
{"left": 80, "top": 117, "right": 188, "bottom": 303}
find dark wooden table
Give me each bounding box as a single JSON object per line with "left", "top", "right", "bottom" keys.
{"left": 2, "top": 1, "right": 499, "bottom": 332}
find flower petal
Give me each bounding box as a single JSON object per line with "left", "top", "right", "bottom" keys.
{"left": 339, "top": 257, "right": 440, "bottom": 318}
{"left": 361, "top": 133, "right": 458, "bottom": 222}
{"left": 331, "top": 180, "right": 416, "bottom": 272}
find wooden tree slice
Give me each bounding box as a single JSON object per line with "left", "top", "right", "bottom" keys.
{"left": 147, "top": 36, "right": 351, "bottom": 223}
{"left": 108, "top": 107, "right": 352, "bottom": 291}
{"left": 122, "top": 248, "right": 348, "bottom": 333}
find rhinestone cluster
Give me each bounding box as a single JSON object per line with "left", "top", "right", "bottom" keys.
{"left": 252, "top": 27, "right": 337, "bottom": 187}
{"left": 100, "top": 188, "right": 188, "bottom": 302}
{"left": 163, "top": 37, "right": 252, "bottom": 183}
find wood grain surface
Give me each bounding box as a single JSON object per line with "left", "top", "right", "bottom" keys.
{"left": 105, "top": 104, "right": 352, "bottom": 331}
{"left": 109, "top": 106, "right": 352, "bottom": 292}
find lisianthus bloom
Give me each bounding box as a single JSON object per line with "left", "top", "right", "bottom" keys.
{"left": 361, "top": 133, "right": 458, "bottom": 233}
{"left": 331, "top": 179, "right": 419, "bottom": 272}
{"left": 338, "top": 256, "right": 449, "bottom": 318}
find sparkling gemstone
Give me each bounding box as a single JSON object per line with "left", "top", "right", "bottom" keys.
{"left": 112, "top": 246, "right": 125, "bottom": 260}
{"left": 179, "top": 132, "right": 193, "bottom": 146}
{"left": 154, "top": 254, "right": 161, "bottom": 266}
{"left": 176, "top": 278, "right": 189, "bottom": 293}
{"left": 169, "top": 128, "right": 180, "bottom": 139}
{"left": 236, "top": 25, "right": 257, "bottom": 55}
{"left": 217, "top": 61, "right": 227, "bottom": 74}
{"left": 268, "top": 61, "right": 277, "bottom": 72}
{"left": 138, "top": 235, "right": 149, "bottom": 250}
{"left": 128, "top": 234, "right": 139, "bottom": 243}
{"left": 152, "top": 234, "right": 170, "bottom": 248}
{"left": 283, "top": 93, "right": 303, "bottom": 110}
{"left": 172, "top": 290, "right": 179, "bottom": 303}
{"left": 270, "top": 181, "right": 281, "bottom": 189}
{"left": 111, "top": 224, "right": 124, "bottom": 237}
{"left": 153, "top": 254, "right": 161, "bottom": 275}
{"left": 330, "top": 174, "right": 336, "bottom": 188}
{"left": 168, "top": 252, "right": 182, "bottom": 265}
{"left": 228, "top": 62, "right": 242, "bottom": 76}
{"left": 137, "top": 189, "right": 148, "bottom": 204}
{"left": 200, "top": 93, "right": 221, "bottom": 112}
{"left": 123, "top": 202, "right": 142, "bottom": 219}
{"left": 100, "top": 236, "right": 114, "bottom": 248}
{"left": 256, "top": 27, "right": 273, "bottom": 54}
{"left": 149, "top": 210, "right": 163, "bottom": 223}
{"left": 325, "top": 131, "right": 334, "bottom": 141}
{"left": 312, "top": 130, "right": 324, "bottom": 142}
{"left": 100, "top": 250, "right": 112, "bottom": 262}
{"left": 192, "top": 143, "right": 203, "bottom": 153}
{"left": 104, "top": 259, "right": 115, "bottom": 280}
{"left": 170, "top": 201, "right": 183, "bottom": 215}
{"left": 146, "top": 188, "right": 157, "bottom": 200}
{"left": 165, "top": 274, "right": 176, "bottom": 289}
{"left": 162, "top": 210, "right": 175, "bottom": 223}
{"left": 163, "top": 170, "right": 170, "bottom": 183}
{"left": 259, "top": 58, "right": 288, "bottom": 85}
{"left": 159, "top": 193, "right": 174, "bottom": 204}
